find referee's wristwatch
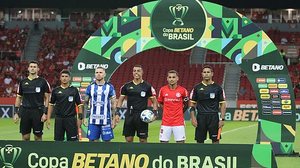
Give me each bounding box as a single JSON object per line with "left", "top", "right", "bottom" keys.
{"left": 220, "top": 118, "right": 225, "bottom": 121}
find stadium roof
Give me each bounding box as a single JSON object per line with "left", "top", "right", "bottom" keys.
{"left": 0, "top": 0, "right": 299, "bottom": 9}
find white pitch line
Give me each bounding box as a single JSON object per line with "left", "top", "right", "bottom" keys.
{"left": 222, "top": 124, "right": 257, "bottom": 135}
{"left": 204, "top": 124, "right": 257, "bottom": 142}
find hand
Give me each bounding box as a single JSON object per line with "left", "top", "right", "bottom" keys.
{"left": 151, "top": 110, "right": 158, "bottom": 122}
{"left": 111, "top": 120, "right": 116, "bottom": 129}
{"left": 114, "top": 115, "right": 120, "bottom": 124}
{"left": 191, "top": 117, "right": 198, "bottom": 127}
{"left": 46, "top": 120, "right": 51, "bottom": 129}
{"left": 41, "top": 114, "right": 47, "bottom": 122}
{"left": 77, "top": 119, "right": 82, "bottom": 129}
{"left": 13, "top": 113, "right": 19, "bottom": 124}
{"left": 83, "top": 118, "right": 88, "bottom": 127}
{"left": 219, "top": 120, "right": 224, "bottom": 128}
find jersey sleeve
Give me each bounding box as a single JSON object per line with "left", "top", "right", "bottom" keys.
{"left": 44, "top": 79, "right": 51, "bottom": 93}
{"left": 85, "top": 85, "right": 91, "bottom": 97}
{"left": 74, "top": 88, "right": 83, "bottom": 105}
{"left": 49, "top": 89, "right": 56, "bottom": 104}
{"left": 182, "top": 87, "right": 189, "bottom": 102}
{"left": 190, "top": 87, "right": 197, "bottom": 102}
{"left": 148, "top": 85, "right": 156, "bottom": 97}
{"left": 120, "top": 84, "right": 127, "bottom": 96}
{"left": 157, "top": 88, "right": 163, "bottom": 104}
{"left": 109, "top": 84, "right": 116, "bottom": 98}
{"left": 17, "top": 81, "right": 22, "bottom": 96}
{"left": 218, "top": 87, "right": 226, "bottom": 102}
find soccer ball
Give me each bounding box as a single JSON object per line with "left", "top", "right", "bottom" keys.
{"left": 140, "top": 109, "right": 155, "bottom": 123}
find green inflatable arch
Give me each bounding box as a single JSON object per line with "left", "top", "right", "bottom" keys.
{"left": 71, "top": 0, "right": 296, "bottom": 155}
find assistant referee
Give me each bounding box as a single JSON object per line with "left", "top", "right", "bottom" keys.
{"left": 14, "top": 60, "right": 51, "bottom": 141}
{"left": 46, "top": 69, "right": 83, "bottom": 141}
{"left": 189, "top": 65, "right": 226, "bottom": 144}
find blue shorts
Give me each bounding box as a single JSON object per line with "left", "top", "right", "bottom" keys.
{"left": 87, "top": 124, "right": 114, "bottom": 141}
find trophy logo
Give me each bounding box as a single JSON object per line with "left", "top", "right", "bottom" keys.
{"left": 169, "top": 4, "right": 189, "bottom": 26}
{"left": 0, "top": 145, "right": 22, "bottom": 168}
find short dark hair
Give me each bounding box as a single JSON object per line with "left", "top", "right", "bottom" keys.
{"left": 167, "top": 70, "right": 178, "bottom": 76}
{"left": 29, "top": 60, "right": 39, "bottom": 66}
{"left": 96, "top": 66, "right": 106, "bottom": 72}
{"left": 202, "top": 65, "right": 213, "bottom": 72}
{"left": 133, "top": 64, "right": 143, "bottom": 69}
{"left": 60, "top": 69, "right": 71, "bottom": 76}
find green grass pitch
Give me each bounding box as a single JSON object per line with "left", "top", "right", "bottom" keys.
{"left": 0, "top": 118, "right": 299, "bottom": 167}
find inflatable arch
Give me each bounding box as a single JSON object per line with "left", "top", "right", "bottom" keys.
{"left": 71, "top": 0, "right": 296, "bottom": 155}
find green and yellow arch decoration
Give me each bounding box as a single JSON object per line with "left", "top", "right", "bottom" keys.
{"left": 71, "top": 0, "right": 296, "bottom": 162}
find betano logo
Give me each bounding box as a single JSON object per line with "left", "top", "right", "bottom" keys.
{"left": 77, "top": 62, "right": 108, "bottom": 71}
{"left": 0, "top": 144, "right": 22, "bottom": 168}
{"left": 252, "top": 63, "right": 284, "bottom": 72}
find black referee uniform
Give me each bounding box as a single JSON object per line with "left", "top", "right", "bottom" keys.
{"left": 120, "top": 80, "right": 156, "bottom": 138}
{"left": 49, "top": 85, "right": 83, "bottom": 141}
{"left": 190, "top": 82, "right": 225, "bottom": 142}
{"left": 18, "top": 77, "right": 51, "bottom": 136}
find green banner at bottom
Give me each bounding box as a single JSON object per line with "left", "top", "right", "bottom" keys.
{"left": 0, "top": 141, "right": 277, "bottom": 168}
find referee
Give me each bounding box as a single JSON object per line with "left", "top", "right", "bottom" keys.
{"left": 13, "top": 60, "right": 51, "bottom": 141}
{"left": 115, "top": 65, "right": 158, "bottom": 143}
{"left": 189, "top": 65, "right": 226, "bottom": 144}
{"left": 46, "top": 70, "right": 83, "bottom": 141}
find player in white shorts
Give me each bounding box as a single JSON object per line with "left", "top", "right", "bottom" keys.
{"left": 157, "top": 70, "right": 189, "bottom": 143}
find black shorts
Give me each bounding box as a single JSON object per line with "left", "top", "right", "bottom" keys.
{"left": 195, "top": 114, "right": 219, "bottom": 142}
{"left": 123, "top": 112, "right": 148, "bottom": 139}
{"left": 20, "top": 107, "right": 44, "bottom": 136}
{"left": 55, "top": 117, "right": 78, "bottom": 141}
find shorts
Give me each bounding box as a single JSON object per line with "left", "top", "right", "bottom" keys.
{"left": 20, "top": 106, "right": 44, "bottom": 136}
{"left": 195, "top": 114, "right": 219, "bottom": 142}
{"left": 55, "top": 117, "right": 78, "bottom": 141}
{"left": 87, "top": 123, "right": 114, "bottom": 141}
{"left": 123, "top": 112, "right": 148, "bottom": 139}
{"left": 159, "top": 125, "right": 186, "bottom": 142}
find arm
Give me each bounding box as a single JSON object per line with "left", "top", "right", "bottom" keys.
{"left": 149, "top": 96, "right": 158, "bottom": 121}
{"left": 110, "top": 96, "right": 117, "bottom": 128}
{"left": 83, "top": 95, "right": 90, "bottom": 126}
{"left": 41, "top": 92, "right": 50, "bottom": 122}
{"left": 189, "top": 100, "right": 197, "bottom": 127}
{"left": 46, "top": 104, "right": 54, "bottom": 129}
{"left": 115, "top": 95, "right": 125, "bottom": 123}
{"left": 13, "top": 95, "right": 22, "bottom": 123}
{"left": 219, "top": 101, "right": 226, "bottom": 128}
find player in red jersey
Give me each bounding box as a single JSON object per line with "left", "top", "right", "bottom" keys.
{"left": 157, "top": 70, "right": 189, "bottom": 143}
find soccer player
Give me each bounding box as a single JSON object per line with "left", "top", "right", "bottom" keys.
{"left": 13, "top": 60, "right": 51, "bottom": 141}
{"left": 157, "top": 70, "right": 189, "bottom": 143}
{"left": 46, "top": 70, "right": 84, "bottom": 141}
{"left": 85, "top": 67, "right": 117, "bottom": 142}
{"left": 115, "top": 65, "right": 158, "bottom": 143}
{"left": 189, "top": 65, "right": 226, "bottom": 144}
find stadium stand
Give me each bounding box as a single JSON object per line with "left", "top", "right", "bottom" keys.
{"left": 1, "top": 7, "right": 300, "bottom": 102}
{"left": 110, "top": 47, "right": 225, "bottom": 97}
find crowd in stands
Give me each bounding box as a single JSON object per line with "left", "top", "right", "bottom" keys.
{"left": 0, "top": 26, "right": 29, "bottom": 60}
{"left": 1, "top": 12, "right": 300, "bottom": 100}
